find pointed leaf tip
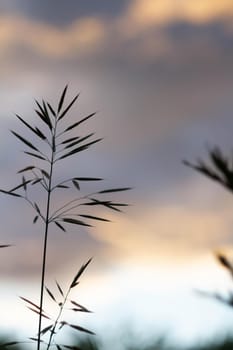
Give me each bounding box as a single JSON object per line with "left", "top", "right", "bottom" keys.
{"left": 69, "top": 324, "right": 95, "bottom": 335}
{"left": 70, "top": 258, "right": 92, "bottom": 288}
{"left": 11, "top": 130, "right": 39, "bottom": 151}
{"left": 45, "top": 286, "right": 57, "bottom": 302}
{"left": 72, "top": 179, "right": 80, "bottom": 190}
{"left": 17, "top": 166, "right": 35, "bottom": 174}
{"left": 58, "top": 85, "right": 68, "bottom": 113}
{"left": 98, "top": 187, "right": 132, "bottom": 194}
{"left": 62, "top": 218, "right": 92, "bottom": 227}
{"left": 47, "top": 102, "right": 56, "bottom": 117}
{"left": 55, "top": 280, "right": 64, "bottom": 297}
{"left": 0, "top": 244, "right": 12, "bottom": 248}
{"left": 64, "top": 112, "right": 96, "bottom": 131}
{"left": 58, "top": 93, "right": 80, "bottom": 121}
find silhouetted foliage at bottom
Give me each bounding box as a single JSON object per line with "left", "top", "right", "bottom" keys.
{"left": 75, "top": 337, "right": 101, "bottom": 350}
{"left": 1, "top": 335, "right": 233, "bottom": 350}
{"left": 190, "top": 337, "right": 233, "bottom": 350}
{"left": 0, "top": 337, "right": 23, "bottom": 350}
{"left": 72, "top": 336, "right": 233, "bottom": 350}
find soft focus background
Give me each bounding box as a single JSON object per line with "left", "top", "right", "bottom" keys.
{"left": 1, "top": 1, "right": 233, "bottom": 349}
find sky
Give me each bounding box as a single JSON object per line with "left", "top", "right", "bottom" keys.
{"left": 1, "top": 1, "right": 233, "bottom": 348}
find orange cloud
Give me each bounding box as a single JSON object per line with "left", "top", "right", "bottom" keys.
{"left": 0, "top": 15, "right": 107, "bottom": 59}
{"left": 126, "top": 0, "right": 233, "bottom": 30}
{"left": 90, "top": 196, "right": 233, "bottom": 264}
{"left": 0, "top": 0, "right": 232, "bottom": 63}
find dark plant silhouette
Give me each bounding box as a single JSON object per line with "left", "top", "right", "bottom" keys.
{"left": 0, "top": 86, "right": 131, "bottom": 349}
{"left": 183, "top": 146, "right": 233, "bottom": 193}
{"left": 184, "top": 145, "right": 233, "bottom": 307}
{"left": 2, "top": 332, "right": 233, "bottom": 349}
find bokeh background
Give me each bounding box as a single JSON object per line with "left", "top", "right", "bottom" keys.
{"left": 1, "top": 1, "right": 233, "bottom": 349}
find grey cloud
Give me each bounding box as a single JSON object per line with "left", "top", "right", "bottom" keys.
{"left": 1, "top": 12, "right": 233, "bottom": 279}
{"left": 0, "top": 0, "right": 129, "bottom": 25}
{"left": 1, "top": 24, "right": 233, "bottom": 201}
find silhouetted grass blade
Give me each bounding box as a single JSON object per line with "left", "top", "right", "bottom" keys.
{"left": 24, "top": 151, "right": 47, "bottom": 161}
{"left": 42, "top": 100, "right": 53, "bottom": 130}
{"left": 54, "top": 221, "right": 66, "bottom": 232}
{"left": 29, "top": 337, "right": 45, "bottom": 343}
{"left": 20, "top": 296, "right": 42, "bottom": 311}
{"left": 64, "top": 133, "right": 95, "bottom": 150}
{"left": 183, "top": 159, "right": 222, "bottom": 183}
{"left": 84, "top": 198, "right": 128, "bottom": 212}
{"left": 15, "top": 114, "right": 46, "bottom": 140}
{"left": 59, "top": 321, "right": 67, "bottom": 329}
{"left": 69, "top": 324, "right": 95, "bottom": 335}
{"left": 57, "top": 185, "right": 70, "bottom": 189}
{"left": 58, "top": 85, "right": 68, "bottom": 114}
{"left": 0, "top": 244, "right": 12, "bottom": 248}
{"left": 39, "top": 324, "right": 53, "bottom": 336}
{"left": 11, "top": 130, "right": 39, "bottom": 151}
{"left": 0, "top": 189, "right": 22, "bottom": 197}
{"left": 58, "top": 93, "right": 80, "bottom": 121}
{"left": 0, "top": 341, "right": 21, "bottom": 347}
{"left": 57, "top": 138, "right": 102, "bottom": 161}
{"left": 62, "top": 218, "right": 92, "bottom": 227}
{"left": 64, "top": 112, "right": 96, "bottom": 132}
{"left": 61, "top": 137, "right": 80, "bottom": 145}
{"left": 9, "top": 179, "right": 32, "bottom": 193}
{"left": 98, "top": 187, "right": 132, "bottom": 194}
{"left": 28, "top": 306, "right": 51, "bottom": 320}
{"left": 55, "top": 280, "right": 64, "bottom": 297}
{"left": 83, "top": 199, "right": 111, "bottom": 206}
{"left": 32, "top": 178, "right": 43, "bottom": 185}
{"left": 35, "top": 99, "right": 45, "bottom": 115}
{"left": 210, "top": 147, "right": 228, "bottom": 173}
{"left": 33, "top": 215, "right": 39, "bottom": 224}
{"left": 34, "top": 202, "right": 41, "bottom": 214}
{"left": 62, "top": 345, "right": 82, "bottom": 350}
{"left": 35, "top": 108, "right": 52, "bottom": 131}
{"left": 40, "top": 169, "right": 50, "bottom": 179}
{"left": 70, "top": 300, "right": 92, "bottom": 313}
{"left": 72, "top": 180, "right": 80, "bottom": 190}
{"left": 107, "top": 202, "right": 129, "bottom": 212}
{"left": 17, "top": 166, "right": 35, "bottom": 173}
{"left": 79, "top": 214, "right": 110, "bottom": 222}
{"left": 22, "top": 176, "right": 27, "bottom": 191}
{"left": 35, "top": 127, "right": 47, "bottom": 140}
{"left": 45, "top": 286, "right": 57, "bottom": 302}
{"left": 35, "top": 109, "right": 47, "bottom": 124}
{"left": 70, "top": 258, "right": 92, "bottom": 288}
{"left": 47, "top": 102, "right": 56, "bottom": 118}
{"left": 216, "top": 252, "right": 233, "bottom": 271}
{"left": 75, "top": 177, "right": 103, "bottom": 181}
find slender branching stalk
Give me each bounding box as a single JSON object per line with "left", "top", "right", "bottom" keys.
{"left": 0, "top": 86, "right": 131, "bottom": 349}
{"left": 37, "top": 117, "right": 56, "bottom": 350}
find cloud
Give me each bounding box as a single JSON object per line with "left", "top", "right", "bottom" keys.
{"left": 1, "top": 0, "right": 233, "bottom": 281}
{"left": 89, "top": 185, "right": 233, "bottom": 264}
{"left": 0, "top": 0, "right": 128, "bottom": 26}
{"left": 0, "top": 15, "right": 107, "bottom": 59}
{"left": 125, "top": 0, "right": 233, "bottom": 31}
{"left": 1, "top": 0, "right": 233, "bottom": 65}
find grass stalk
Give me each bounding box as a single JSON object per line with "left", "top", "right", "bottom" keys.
{"left": 0, "top": 86, "right": 131, "bottom": 349}
{"left": 37, "top": 134, "right": 55, "bottom": 350}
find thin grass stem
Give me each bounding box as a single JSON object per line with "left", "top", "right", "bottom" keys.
{"left": 37, "top": 119, "right": 57, "bottom": 350}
